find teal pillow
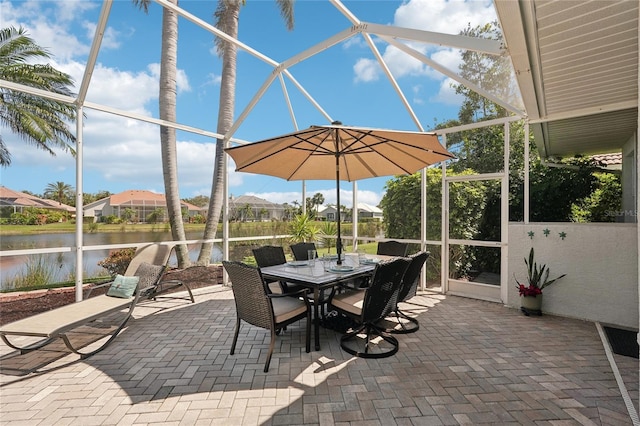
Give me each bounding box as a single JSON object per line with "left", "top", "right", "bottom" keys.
{"left": 107, "top": 274, "right": 139, "bottom": 298}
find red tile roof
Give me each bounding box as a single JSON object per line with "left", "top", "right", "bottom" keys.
{"left": 591, "top": 153, "right": 622, "bottom": 166}
{"left": 108, "top": 190, "right": 203, "bottom": 211}
{"left": 0, "top": 186, "right": 75, "bottom": 212}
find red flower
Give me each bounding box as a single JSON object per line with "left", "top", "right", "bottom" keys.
{"left": 517, "top": 284, "right": 542, "bottom": 297}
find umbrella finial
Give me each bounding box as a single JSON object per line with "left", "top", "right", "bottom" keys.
{"left": 331, "top": 120, "right": 342, "bottom": 125}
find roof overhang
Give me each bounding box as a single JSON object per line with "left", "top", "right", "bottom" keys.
{"left": 495, "top": 0, "right": 638, "bottom": 158}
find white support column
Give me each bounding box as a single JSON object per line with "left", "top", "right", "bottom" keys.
{"left": 500, "top": 122, "right": 510, "bottom": 304}
{"left": 302, "top": 181, "right": 307, "bottom": 215}
{"left": 441, "top": 134, "right": 448, "bottom": 294}
{"left": 524, "top": 120, "right": 530, "bottom": 224}
{"left": 420, "top": 167, "right": 427, "bottom": 291}
{"left": 352, "top": 181, "right": 358, "bottom": 251}
{"left": 223, "top": 144, "right": 229, "bottom": 286}
{"left": 75, "top": 106, "right": 84, "bottom": 302}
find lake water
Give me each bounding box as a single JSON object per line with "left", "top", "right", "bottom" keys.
{"left": 0, "top": 231, "right": 223, "bottom": 290}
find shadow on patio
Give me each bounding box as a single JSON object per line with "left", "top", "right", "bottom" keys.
{"left": 0, "top": 285, "right": 637, "bottom": 425}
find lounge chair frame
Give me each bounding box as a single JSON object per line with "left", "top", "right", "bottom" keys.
{"left": 0, "top": 291, "right": 141, "bottom": 359}
{"left": 0, "top": 242, "right": 192, "bottom": 359}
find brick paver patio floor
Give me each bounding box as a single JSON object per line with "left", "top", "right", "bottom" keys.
{"left": 1, "top": 285, "right": 637, "bottom": 425}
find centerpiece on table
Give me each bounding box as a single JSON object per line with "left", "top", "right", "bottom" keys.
{"left": 515, "top": 247, "right": 566, "bottom": 316}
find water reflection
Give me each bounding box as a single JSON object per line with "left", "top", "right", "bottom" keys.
{"left": 0, "top": 231, "right": 223, "bottom": 289}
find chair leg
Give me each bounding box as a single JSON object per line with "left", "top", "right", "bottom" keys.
{"left": 305, "top": 311, "right": 311, "bottom": 353}
{"left": 183, "top": 282, "right": 195, "bottom": 303}
{"left": 385, "top": 308, "right": 419, "bottom": 334}
{"left": 264, "top": 329, "right": 276, "bottom": 372}
{"left": 339, "top": 323, "right": 399, "bottom": 359}
{"left": 230, "top": 318, "right": 241, "bottom": 355}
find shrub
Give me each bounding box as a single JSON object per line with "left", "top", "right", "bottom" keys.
{"left": 97, "top": 248, "right": 136, "bottom": 276}
{"left": 103, "top": 215, "right": 122, "bottom": 224}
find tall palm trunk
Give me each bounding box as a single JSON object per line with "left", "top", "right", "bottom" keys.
{"left": 197, "top": 2, "right": 240, "bottom": 265}
{"left": 159, "top": 1, "right": 190, "bottom": 267}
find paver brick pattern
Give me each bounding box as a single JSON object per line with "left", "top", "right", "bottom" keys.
{"left": 0, "top": 285, "right": 637, "bottom": 425}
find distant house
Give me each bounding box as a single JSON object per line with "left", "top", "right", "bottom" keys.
{"left": 83, "top": 189, "right": 203, "bottom": 223}
{"left": 0, "top": 186, "right": 75, "bottom": 216}
{"left": 317, "top": 203, "right": 382, "bottom": 222}
{"left": 317, "top": 205, "right": 338, "bottom": 222}
{"left": 228, "top": 195, "right": 285, "bottom": 221}
{"left": 357, "top": 203, "right": 383, "bottom": 221}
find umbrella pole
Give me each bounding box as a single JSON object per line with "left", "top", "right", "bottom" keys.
{"left": 335, "top": 153, "right": 342, "bottom": 265}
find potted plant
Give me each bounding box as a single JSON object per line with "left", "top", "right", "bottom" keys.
{"left": 515, "top": 247, "right": 566, "bottom": 316}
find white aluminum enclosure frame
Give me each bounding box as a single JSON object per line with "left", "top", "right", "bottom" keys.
{"left": 0, "top": 0, "right": 522, "bottom": 299}
{"left": 437, "top": 116, "right": 522, "bottom": 303}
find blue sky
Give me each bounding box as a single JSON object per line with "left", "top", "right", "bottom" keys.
{"left": 1, "top": 0, "right": 497, "bottom": 208}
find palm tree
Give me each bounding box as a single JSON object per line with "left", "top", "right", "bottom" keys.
{"left": 0, "top": 26, "right": 77, "bottom": 166}
{"left": 311, "top": 192, "right": 324, "bottom": 219}
{"left": 132, "top": 0, "right": 190, "bottom": 268}
{"left": 44, "top": 181, "right": 74, "bottom": 205}
{"left": 197, "top": 0, "right": 295, "bottom": 265}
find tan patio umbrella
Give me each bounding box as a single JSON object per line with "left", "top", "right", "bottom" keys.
{"left": 225, "top": 122, "right": 455, "bottom": 263}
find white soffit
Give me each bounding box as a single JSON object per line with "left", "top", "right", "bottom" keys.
{"left": 495, "top": 0, "right": 638, "bottom": 157}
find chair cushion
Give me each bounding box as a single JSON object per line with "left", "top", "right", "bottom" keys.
{"left": 134, "top": 262, "right": 166, "bottom": 291}
{"left": 331, "top": 290, "right": 364, "bottom": 316}
{"left": 107, "top": 274, "right": 140, "bottom": 298}
{"left": 272, "top": 297, "right": 308, "bottom": 323}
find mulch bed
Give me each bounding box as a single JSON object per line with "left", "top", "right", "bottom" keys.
{"left": 0, "top": 265, "right": 223, "bottom": 326}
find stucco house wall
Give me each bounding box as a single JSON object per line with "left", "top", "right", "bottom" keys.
{"left": 508, "top": 222, "right": 638, "bottom": 330}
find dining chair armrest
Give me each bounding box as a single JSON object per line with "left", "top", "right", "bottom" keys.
{"left": 267, "top": 288, "right": 312, "bottom": 307}
{"left": 267, "top": 287, "right": 309, "bottom": 299}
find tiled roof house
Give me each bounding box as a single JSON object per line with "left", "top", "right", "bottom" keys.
{"left": 83, "top": 190, "right": 204, "bottom": 223}
{"left": 228, "top": 195, "right": 285, "bottom": 221}
{"left": 0, "top": 186, "right": 75, "bottom": 214}
{"left": 317, "top": 203, "right": 382, "bottom": 222}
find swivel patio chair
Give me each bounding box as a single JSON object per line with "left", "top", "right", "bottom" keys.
{"left": 327, "top": 256, "right": 410, "bottom": 358}
{"left": 222, "top": 261, "right": 311, "bottom": 372}
{"left": 385, "top": 251, "right": 429, "bottom": 334}
{"left": 377, "top": 240, "right": 409, "bottom": 257}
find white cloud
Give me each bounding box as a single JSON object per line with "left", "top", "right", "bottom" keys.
{"left": 1, "top": 1, "right": 95, "bottom": 62}
{"left": 393, "top": 0, "right": 496, "bottom": 34}
{"left": 53, "top": 1, "right": 97, "bottom": 24}
{"left": 381, "top": 44, "right": 427, "bottom": 78}
{"left": 83, "top": 21, "right": 120, "bottom": 50}
{"left": 205, "top": 72, "right": 222, "bottom": 87}
{"left": 353, "top": 58, "right": 380, "bottom": 83}
{"left": 432, "top": 77, "right": 464, "bottom": 105}
{"left": 352, "top": 0, "right": 497, "bottom": 98}
{"left": 147, "top": 63, "right": 192, "bottom": 93}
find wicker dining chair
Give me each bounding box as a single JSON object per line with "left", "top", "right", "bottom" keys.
{"left": 385, "top": 251, "right": 430, "bottom": 334}
{"left": 327, "top": 256, "right": 410, "bottom": 358}
{"left": 289, "top": 242, "right": 317, "bottom": 261}
{"left": 376, "top": 240, "right": 409, "bottom": 257}
{"left": 289, "top": 241, "right": 332, "bottom": 318}
{"left": 252, "top": 245, "right": 302, "bottom": 294}
{"left": 222, "top": 261, "right": 311, "bottom": 372}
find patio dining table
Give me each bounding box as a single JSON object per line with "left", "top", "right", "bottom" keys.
{"left": 260, "top": 254, "right": 389, "bottom": 350}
